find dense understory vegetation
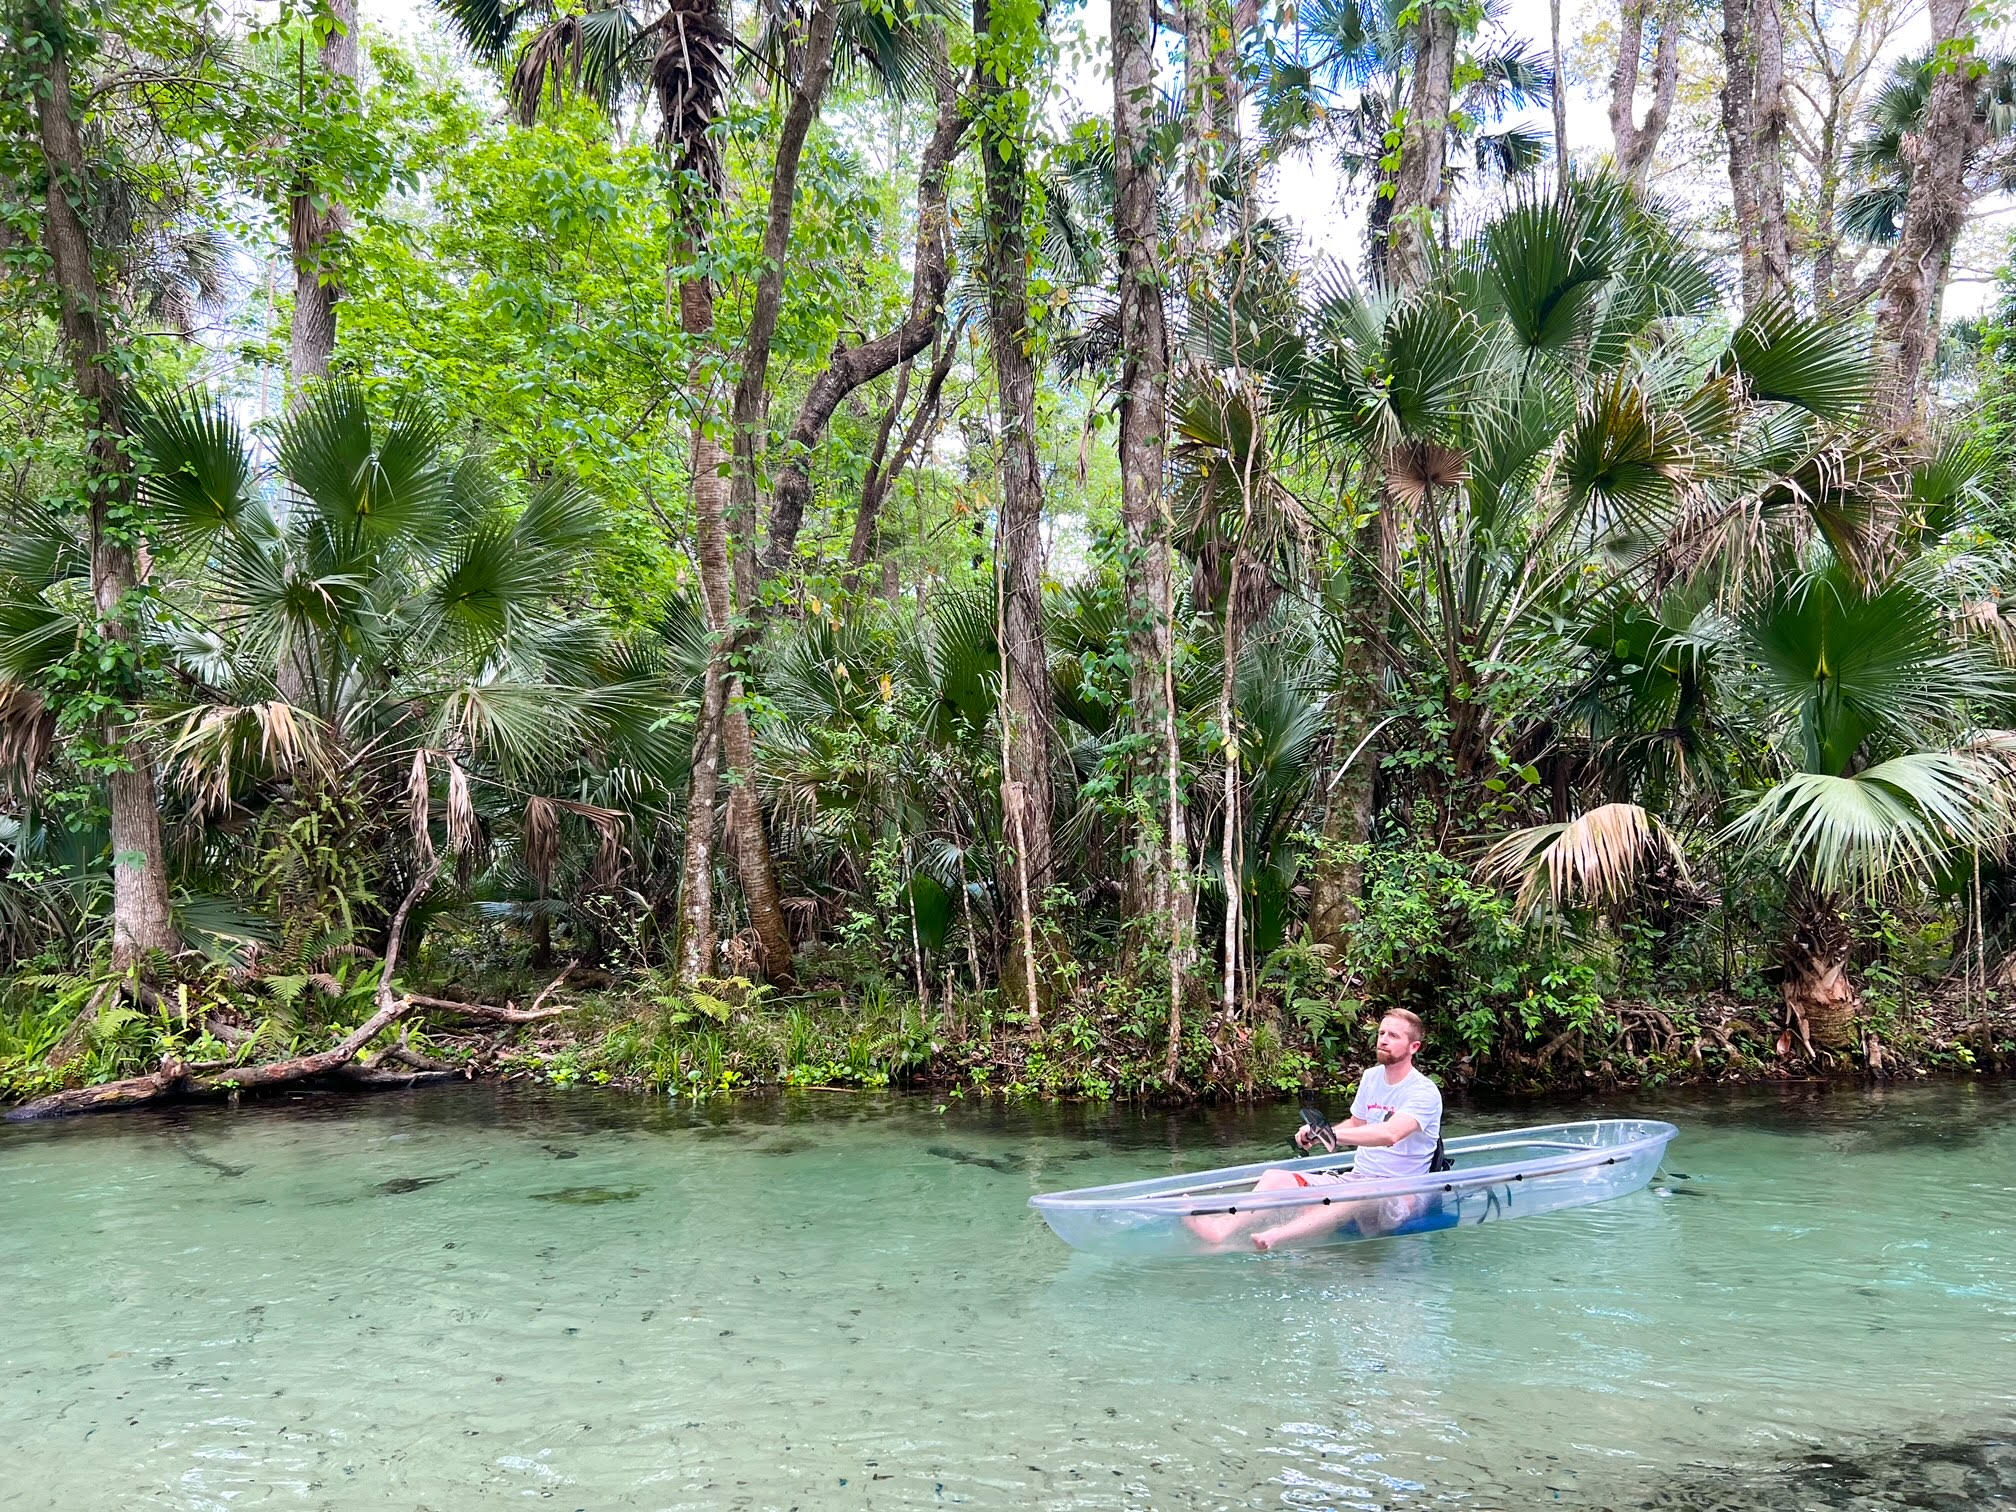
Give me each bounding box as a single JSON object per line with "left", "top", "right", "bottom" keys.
{"left": 2, "top": 0, "right": 2014, "bottom": 1113}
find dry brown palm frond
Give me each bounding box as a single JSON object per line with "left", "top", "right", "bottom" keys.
{"left": 523, "top": 794, "right": 559, "bottom": 892}
{"left": 444, "top": 758, "right": 479, "bottom": 859}
{"left": 248, "top": 700, "right": 329, "bottom": 777}
{"left": 552, "top": 798, "right": 627, "bottom": 885}
{"left": 161, "top": 701, "right": 331, "bottom": 816}
{"left": 1669, "top": 434, "right": 1906, "bottom": 599}
{"left": 1383, "top": 438, "right": 1469, "bottom": 509}
{"left": 407, "top": 748, "right": 435, "bottom": 862}
{"left": 1478, "top": 802, "right": 1691, "bottom": 920}
{"left": 1957, "top": 596, "right": 2016, "bottom": 664}
{"left": 0, "top": 682, "right": 54, "bottom": 788}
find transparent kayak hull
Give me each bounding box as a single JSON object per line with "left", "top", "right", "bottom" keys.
{"left": 1029, "top": 1118, "right": 1678, "bottom": 1257}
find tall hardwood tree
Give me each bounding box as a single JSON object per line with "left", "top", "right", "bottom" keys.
{"left": 290, "top": 0, "right": 357, "bottom": 388}
{"left": 715, "top": 0, "right": 844, "bottom": 987}
{"left": 1719, "top": 0, "right": 1794, "bottom": 311}
{"left": 19, "top": 0, "right": 179, "bottom": 968}
{"left": 1607, "top": 0, "right": 1680, "bottom": 188}
{"left": 1112, "top": 0, "right": 1195, "bottom": 1063}
{"left": 1385, "top": 0, "right": 1457, "bottom": 286}
{"left": 973, "top": 0, "right": 1063, "bottom": 1020}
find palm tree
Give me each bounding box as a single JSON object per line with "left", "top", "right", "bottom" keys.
{"left": 126, "top": 386, "right": 678, "bottom": 966}
{"left": 1719, "top": 562, "right": 2016, "bottom": 1050}
{"left": 1254, "top": 0, "right": 1554, "bottom": 275}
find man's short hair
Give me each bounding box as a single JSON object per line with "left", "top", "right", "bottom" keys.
{"left": 1381, "top": 1008, "right": 1426, "bottom": 1046}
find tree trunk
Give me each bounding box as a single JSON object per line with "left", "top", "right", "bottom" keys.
{"left": 976, "top": 0, "right": 1065, "bottom": 1018}
{"left": 289, "top": 0, "right": 357, "bottom": 389}
{"left": 674, "top": 267, "right": 732, "bottom": 986}
{"left": 1386, "top": 0, "right": 1457, "bottom": 288}
{"left": 1720, "top": 0, "right": 1793, "bottom": 311}
{"left": 1719, "top": 0, "right": 1765, "bottom": 311}
{"left": 849, "top": 330, "right": 959, "bottom": 587}
{"left": 1550, "top": 0, "right": 1569, "bottom": 176}
{"left": 712, "top": 0, "right": 840, "bottom": 988}
{"left": 1179, "top": 0, "right": 1216, "bottom": 253}
{"left": 1782, "top": 875, "right": 1861, "bottom": 1053}
{"left": 28, "top": 2, "right": 179, "bottom": 970}
{"left": 1750, "top": 0, "right": 1794, "bottom": 303}
{"left": 761, "top": 32, "right": 965, "bottom": 578}
{"left": 1608, "top": 0, "right": 1681, "bottom": 188}
{"left": 1869, "top": 0, "right": 1986, "bottom": 435}
{"left": 1115, "top": 0, "right": 1198, "bottom": 1000}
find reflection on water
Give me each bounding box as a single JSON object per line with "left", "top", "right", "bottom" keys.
{"left": 2, "top": 1080, "right": 2012, "bottom": 1509}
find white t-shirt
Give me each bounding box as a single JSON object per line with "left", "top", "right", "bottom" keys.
{"left": 1348, "top": 1065, "right": 1443, "bottom": 1179}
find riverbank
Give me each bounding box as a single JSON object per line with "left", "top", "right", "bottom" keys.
{"left": 9, "top": 965, "right": 2009, "bottom": 1117}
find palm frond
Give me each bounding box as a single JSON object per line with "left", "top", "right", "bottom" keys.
{"left": 1723, "top": 751, "right": 2016, "bottom": 895}
{"left": 1479, "top": 802, "right": 1689, "bottom": 918}
{"left": 1720, "top": 303, "right": 1872, "bottom": 420}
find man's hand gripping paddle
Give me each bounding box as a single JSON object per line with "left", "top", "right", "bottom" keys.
{"left": 1293, "top": 1105, "right": 1339, "bottom": 1155}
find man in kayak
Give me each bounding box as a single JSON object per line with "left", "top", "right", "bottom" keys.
{"left": 1186, "top": 1009, "right": 1444, "bottom": 1252}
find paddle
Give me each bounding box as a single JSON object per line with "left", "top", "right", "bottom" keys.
{"left": 1290, "top": 1105, "right": 1339, "bottom": 1156}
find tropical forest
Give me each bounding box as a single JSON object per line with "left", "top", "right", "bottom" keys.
{"left": 3, "top": 0, "right": 2014, "bottom": 1118}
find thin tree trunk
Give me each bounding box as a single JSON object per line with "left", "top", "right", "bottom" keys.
{"left": 712, "top": 0, "right": 841, "bottom": 988}
{"left": 760, "top": 33, "right": 965, "bottom": 577}
{"left": 1114, "top": 0, "right": 1193, "bottom": 986}
{"left": 28, "top": 2, "right": 179, "bottom": 970}
{"left": 1550, "top": 0, "right": 1569, "bottom": 176}
{"left": 1179, "top": 0, "right": 1216, "bottom": 255}
{"left": 1218, "top": 573, "right": 1244, "bottom": 1019}
{"left": 674, "top": 266, "right": 732, "bottom": 986}
{"left": 289, "top": 0, "right": 357, "bottom": 389}
{"left": 1750, "top": 0, "right": 1794, "bottom": 302}
{"left": 848, "top": 328, "right": 959, "bottom": 586}
{"left": 1386, "top": 1, "right": 1457, "bottom": 288}
{"left": 976, "top": 0, "right": 1064, "bottom": 1017}
{"left": 1609, "top": 0, "right": 1681, "bottom": 188}
{"left": 1719, "top": 0, "right": 1765, "bottom": 311}
{"left": 1869, "top": 0, "right": 1986, "bottom": 435}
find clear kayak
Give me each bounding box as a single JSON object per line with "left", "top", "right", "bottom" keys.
{"left": 1029, "top": 1118, "right": 1678, "bottom": 1257}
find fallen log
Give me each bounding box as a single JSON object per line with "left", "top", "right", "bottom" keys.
{"left": 4, "top": 1059, "right": 189, "bottom": 1120}
{"left": 405, "top": 966, "right": 575, "bottom": 1024}
{"left": 3, "top": 862, "right": 558, "bottom": 1122}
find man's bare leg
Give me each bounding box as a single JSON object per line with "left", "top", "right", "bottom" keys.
{"left": 1182, "top": 1168, "right": 1314, "bottom": 1247}
{"left": 1250, "top": 1191, "right": 1422, "bottom": 1252}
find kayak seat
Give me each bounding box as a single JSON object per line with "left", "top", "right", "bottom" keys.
{"left": 1429, "top": 1135, "right": 1454, "bottom": 1173}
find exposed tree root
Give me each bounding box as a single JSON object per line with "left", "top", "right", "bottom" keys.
{"left": 5, "top": 866, "right": 578, "bottom": 1122}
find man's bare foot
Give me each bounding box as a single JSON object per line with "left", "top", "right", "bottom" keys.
{"left": 1251, "top": 1230, "right": 1282, "bottom": 1252}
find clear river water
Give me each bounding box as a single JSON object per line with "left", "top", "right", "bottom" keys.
{"left": 2, "top": 1080, "right": 2012, "bottom": 1510}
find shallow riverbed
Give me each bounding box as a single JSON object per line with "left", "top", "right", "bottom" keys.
{"left": 3, "top": 1080, "right": 2012, "bottom": 1509}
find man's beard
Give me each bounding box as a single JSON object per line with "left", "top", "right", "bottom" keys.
{"left": 1375, "top": 1045, "right": 1402, "bottom": 1064}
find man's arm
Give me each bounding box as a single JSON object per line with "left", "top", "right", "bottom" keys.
{"left": 1330, "top": 1113, "right": 1420, "bottom": 1149}
{"left": 1293, "top": 1112, "right": 1383, "bottom": 1152}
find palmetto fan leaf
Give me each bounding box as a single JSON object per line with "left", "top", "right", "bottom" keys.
{"left": 0, "top": 500, "right": 88, "bottom": 590}
{"left": 1745, "top": 565, "right": 2013, "bottom": 777}
{"left": 509, "top": 6, "right": 643, "bottom": 125}
{"left": 1722, "top": 752, "right": 2016, "bottom": 896}
{"left": 1719, "top": 303, "right": 1872, "bottom": 421}
{"left": 1556, "top": 372, "right": 1697, "bottom": 555}
{"left": 131, "top": 392, "right": 258, "bottom": 547}
{"left": 832, "top": 0, "right": 958, "bottom": 100}
{"left": 277, "top": 383, "right": 453, "bottom": 546}
{"left": 433, "top": 0, "right": 552, "bottom": 60}
{"left": 1475, "top": 186, "right": 1616, "bottom": 357}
